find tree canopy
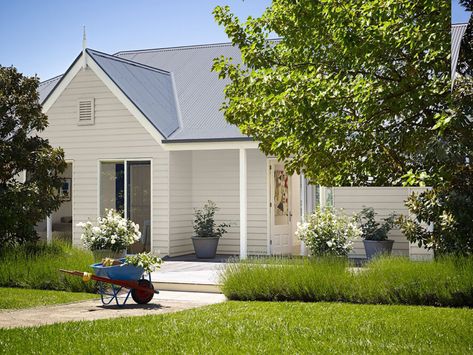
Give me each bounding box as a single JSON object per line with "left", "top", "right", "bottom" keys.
{"left": 0, "top": 66, "right": 66, "bottom": 246}
{"left": 213, "top": 0, "right": 450, "bottom": 186}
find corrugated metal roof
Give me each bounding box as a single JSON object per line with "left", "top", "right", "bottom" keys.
{"left": 114, "top": 43, "right": 247, "bottom": 141}
{"left": 40, "top": 24, "right": 465, "bottom": 142}
{"left": 38, "top": 74, "right": 62, "bottom": 103}
{"left": 452, "top": 23, "right": 468, "bottom": 82}
{"left": 87, "top": 49, "right": 179, "bottom": 138}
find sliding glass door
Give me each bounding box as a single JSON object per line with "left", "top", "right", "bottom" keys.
{"left": 100, "top": 160, "right": 151, "bottom": 253}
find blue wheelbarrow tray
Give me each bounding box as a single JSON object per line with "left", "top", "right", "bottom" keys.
{"left": 91, "top": 258, "right": 145, "bottom": 281}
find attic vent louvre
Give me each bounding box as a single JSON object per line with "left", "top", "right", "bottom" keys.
{"left": 77, "top": 99, "right": 95, "bottom": 125}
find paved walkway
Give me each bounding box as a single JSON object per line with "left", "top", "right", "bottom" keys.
{"left": 0, "top": 291, "right": 226, "bottom": 329}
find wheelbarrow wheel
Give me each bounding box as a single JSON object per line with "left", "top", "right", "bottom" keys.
{"left": 131, "top": 279, "right": 154, "bottom": 304}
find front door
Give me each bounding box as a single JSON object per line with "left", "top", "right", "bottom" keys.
{"left": 270, "top": 162, "right": 292, "bottom": 255}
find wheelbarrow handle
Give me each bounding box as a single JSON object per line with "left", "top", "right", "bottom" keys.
{"left": 59, "top": 269, "right": 158, "bottom": 294}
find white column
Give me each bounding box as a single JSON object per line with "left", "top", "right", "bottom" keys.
{"left": 239, "top": 148, "right": 248, "bottom": 259}
{"left": 319, "top": 186, "right": 327, "bottom": 209}
{"left": 46, "top": 216, "right": 52, "bottom": 244}
{"left": 300, "top": 175, "right": 306, "bottom": 256}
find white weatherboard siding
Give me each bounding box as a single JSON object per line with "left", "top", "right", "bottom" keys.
{"left": 332, "top": 186, "right": 432, "bottom": 258}
{"left": 169, "top": 151, "right": 193, "bottom": 255}
{"left": 167, "top": 149, "right": 268, "bottom": 256}
{"left": 42, "top": 68, "right": 170, "bottom": 255}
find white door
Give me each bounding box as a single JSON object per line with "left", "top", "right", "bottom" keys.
{"left": 270, "top": 162, "right": 292, "bottom": 255}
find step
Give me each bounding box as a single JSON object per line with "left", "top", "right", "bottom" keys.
{"left": 152, "top": 281, "right": 222, "bottom": 294}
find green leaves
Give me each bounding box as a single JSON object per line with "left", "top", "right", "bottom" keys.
{"left": 213, "top": 0, "right": 450, "bottom": 187}
{"left": 0, "top": 66, "right": 66, "bottom": 246}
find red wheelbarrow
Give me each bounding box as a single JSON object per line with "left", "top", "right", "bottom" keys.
{"left": 60, "top": 259, "right": 158, "bottom": 306}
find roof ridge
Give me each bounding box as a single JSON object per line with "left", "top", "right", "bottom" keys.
{"left": 86, "top": 48, "right": 172, "bottom": 75}
{"left": 114, "top": 41, "right": 236, "bottom": 56}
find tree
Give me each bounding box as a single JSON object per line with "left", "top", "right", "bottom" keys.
{"left": 399, "top": 10, "right": 473, "bottom": 255}
{"left": 0, "top": 66, "right": 66, "bottom": 246}
{"left": 212, "top": 0, "right": 450, "bottom": 186}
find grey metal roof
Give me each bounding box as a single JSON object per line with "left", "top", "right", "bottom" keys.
{"left": 87, "top": 49, "right": 179, "bottom": 138}
{"left": 452, "top": 23, "right": 468, "bottom": 82}
{"left": 114, "top": 43, "right": 247, "bottom": 141}
{"left": 38, "top": 74, "right": 62, "bottom": 103}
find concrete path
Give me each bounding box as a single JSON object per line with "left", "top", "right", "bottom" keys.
{"left": 0, "top": 291, "right": 226, "bottom": 329}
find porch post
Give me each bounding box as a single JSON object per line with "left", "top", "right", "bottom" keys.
{"left": 300, "top": 175, "right": 306, "bottom": 256}
{"left": 239, "top": 148, "right": 248, "bottom": 259}
{"left": 46, "top": 216, "right": 52, "bottom": 244}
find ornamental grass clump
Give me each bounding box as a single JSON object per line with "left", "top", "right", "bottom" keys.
{"left": 296, "top": 208, "right": 360, "bottom": 256}
{"left": 78, "top": 209, "right": 141, "bottom": 252}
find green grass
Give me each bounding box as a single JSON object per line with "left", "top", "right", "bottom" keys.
{"left": 0, "top": 302, "right": 472, "bottom": 354}
{"left": 221, "top": 256, "right": 473, "bottom": 307}
{"left": 0, "top": 288, "right": 97, "bottom": 309}
{"left": 0, "top": 241, "right": 95, "bottom": 293}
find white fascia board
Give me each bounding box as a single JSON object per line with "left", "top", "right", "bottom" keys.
{"left": 86, "top": 54, "right": 165, "bottom": 146}
{"left": 161, "top": 140, "right": 259, "bottom": 151}
{"left": 42, "top": 56, "right": 82, "bottom": 113}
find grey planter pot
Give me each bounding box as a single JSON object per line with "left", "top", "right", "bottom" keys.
{"left": 363, "top": 240, "right": 394, "bottom": 259}
{"left": 192, "top": 236, "right": 220, "bottom": 259}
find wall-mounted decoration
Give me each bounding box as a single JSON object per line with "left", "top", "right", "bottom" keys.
{"left": 60, "top": 178, "right": 72, "bottom": 201}
{"left": 274, "top": 170, "right": 289, "bottom": 217}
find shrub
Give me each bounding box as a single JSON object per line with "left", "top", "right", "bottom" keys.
{"left": 296, "top": 208, "right": 360, "bottom": 256}
{"left": 220, "top": 256, "right": 473, "bottom": 307}
{"left": 78, "top": 209, "right": 141, "bottom": 251}
{"left": 399, "top": 179, "right": 473, "bottom": 256}
{"left": 357, "top": 207, "right": 396, "bottom": 241}
{"left": 193, "top": 200, "right": 230, "bottom": 238}
{"left": 0, "top": 241, "right": 95, "bottom": 293}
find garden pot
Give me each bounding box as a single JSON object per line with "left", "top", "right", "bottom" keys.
{"left": 92, "top": 249, "right": 126, "bottom": 262}
{"left": 191, "top": 236, "right": 219, "bottom": 259}
{"left": 363, "top": 240, "right": 394, "bottom": 259}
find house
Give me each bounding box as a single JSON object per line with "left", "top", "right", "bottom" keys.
{"left": 38, "top": 28, "right": 465, "bottom": 259}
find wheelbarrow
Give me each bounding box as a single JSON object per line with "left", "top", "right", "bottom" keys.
{"left": 60, "top": 259, "right": 158, "bottom": 306}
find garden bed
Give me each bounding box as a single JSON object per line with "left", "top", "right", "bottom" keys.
{"left": 220, "top": 256, "right": 473, "bottom": 307}
{"left": 0, "top": 241, "right": 95, "bottom": 293}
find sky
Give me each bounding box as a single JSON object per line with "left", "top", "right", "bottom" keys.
{"left": 0, "top": 0, "right": 271, "bottom": 81}
{"left": 452, "top": 0, "right": 472, "bottom": 23}
{"left": 1, "top": 1, "right": 470, "bottom": 81}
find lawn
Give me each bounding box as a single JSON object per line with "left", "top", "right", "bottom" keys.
{"left": 0, "top": 288, "right": 97, "bottom": 310}
{"left": 0, "top": 301, "right": 472, "bottom": 354}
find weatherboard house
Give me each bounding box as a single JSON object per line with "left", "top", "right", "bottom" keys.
{"left": 37, "top": 27, "right": 464, "bottom": 259}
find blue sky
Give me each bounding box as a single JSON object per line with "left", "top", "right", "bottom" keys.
{"left": 452, "top": 0, "right": 472, "bottom": 23}
{"left": 1, "top": 1, "right": 469, "bottom": 81}
{"left": 0, "top": 0, "right": 270, "bottom": 80}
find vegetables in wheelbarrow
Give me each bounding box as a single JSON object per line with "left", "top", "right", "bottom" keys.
{"left": 125, "top": 253, "right": 162, "bottom": 273}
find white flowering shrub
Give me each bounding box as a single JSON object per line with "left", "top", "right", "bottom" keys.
{"left": 125, "top": 252, "right": 162, "bottom": 273}
{"left": 77, "top": 209, "right": 141, "bottom": 252}
{"left": 296, "top": 208, "right": 360, "bottom": 257}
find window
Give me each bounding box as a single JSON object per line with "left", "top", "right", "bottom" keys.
{"left": 99, "top": 161, "right": 151, "bottom": 252}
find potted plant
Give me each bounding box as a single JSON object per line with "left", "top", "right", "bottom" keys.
{"left": 192, "top": 201, "right": 230, "bottom": 259}
{"left": 77, "top": 209, "right": 141, "bottom": 261}
{"left": 357, "top": 207, "right": 396, "bottom": 259}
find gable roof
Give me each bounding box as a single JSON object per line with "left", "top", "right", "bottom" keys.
{"left": 452, "top": 23, "right": 468, "bottom": 82}
{"left": 114, "top": 43, "right": 248, "bottom": 142}
{"left": 86, "top": 49, "right": 180, "bottom": 138}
